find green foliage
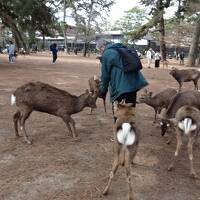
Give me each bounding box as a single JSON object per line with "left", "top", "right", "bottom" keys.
{"left": 0, "top": 0, "right": 58, "bottom": 48}
{"left": 112, "top": 7, "right": 149, "bottom": 43}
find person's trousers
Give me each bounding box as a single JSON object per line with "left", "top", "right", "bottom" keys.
{"left": 155, "top": 60, "right": 160, "bottom": 68}
{"left": 53, "top": 53, "right": 57, "bottom": 63}
{"left": 112, "top": 91, "right": 137, "bottom": 123}
{"left": 9, "top": 54, "right": 14, "bottom": 62}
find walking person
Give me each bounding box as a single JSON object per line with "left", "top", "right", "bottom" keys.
{"left": 8, "top": 41, "right": 15, "bottom": 63}
{"left": 50, "top": 43, "right": 58, "bottom": 64}
{"left": 146, "top": 48, "right": 154, "bottom": 68}
{"left": 154, "top": 50, "right": 161, "bottom": 68}
{"left": 180, "top": 51, "right": 185, "bottom": 65}
{"left": 96, "top": 39, "right": 148, "bottom": 122}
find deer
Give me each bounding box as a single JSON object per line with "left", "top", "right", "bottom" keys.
{"left": 11, "top": 81, "right": 96, "bottom": 144}
{"left": 103, "top": 101, "right": 139, "bottom": 200}
{"left": 159, "top": 90, "right": 200, "bottom": 136}
{"left": 167, "top": 105, "right": 200, "bottom": 179}
{"left": 88, "top": 75, "right": 106, "bottom": 113}
{"left": 169, "top": 68, "right": 200, "bottom": 91}
{"left": 138, "top": 88, "right": 177, "bottom": 123}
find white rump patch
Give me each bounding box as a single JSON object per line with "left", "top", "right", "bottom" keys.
{"left": 11, "top": 94, "right": 16, "bottom": 105}
{"left": 117, "top": 123, "right": 135, "bottom": 146}
{"left": 178, "top": 118, "right": 197, "bottom": 135}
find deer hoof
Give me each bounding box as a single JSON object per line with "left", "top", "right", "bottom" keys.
{"left": 167, "top": 165, "right": 173, "bottom": 171}
{"left": 166, "top": 139, "right": 171, "bottom": 145}
{"left": 190, "top": 172, "right": 198, "bottom": 179}
{"left": 26, "top": 140, "right": 32, "bottom": 145}
{"left": 102, "top": 188, "right": 108, "bottom": 196}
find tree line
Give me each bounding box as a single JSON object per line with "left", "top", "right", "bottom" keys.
{"left": 0, "top": 0, "right": 200, "bottom": 65}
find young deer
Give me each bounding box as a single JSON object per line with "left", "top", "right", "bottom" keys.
{"left": 167, "top": 105, "right": 200, "bottom": 178}
{"left": 138, "top": 88, "right": 177, "bottom": 122}
{"left": 11, "top": 81, "right": 96, "bottom": 144}
{"left": 88, "top": 75, "right": 106, "bottom": 113}
{"left": 103, "top": 102, "right": 139, "bottom": 200}
{"left": 169, "top": 68, "right": 200, "bottom": 91}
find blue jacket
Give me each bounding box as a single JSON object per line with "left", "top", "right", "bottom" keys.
{"left": 99, "top": 43, "right": 148, "bottom": 101}
{"left": 50, "top": 46, "right": 58, "bottom": 54}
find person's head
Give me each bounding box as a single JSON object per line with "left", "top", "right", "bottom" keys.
{"left": 96, "top": 39, "right": 110, "bottom": 54}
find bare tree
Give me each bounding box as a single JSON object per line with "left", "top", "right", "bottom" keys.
{"left": 70, "top": 0, "right": 114, "bottom": 57}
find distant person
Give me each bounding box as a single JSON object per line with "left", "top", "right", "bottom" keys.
{"left": 50, "top": 43, "right": 58, "bottom": 64}
{"left": 74, "top": 47, "right": 78, "bottom": 55}
{"left": 154, "top": 50, "right": 161, "bottom": 68}
{"left": 8, "top": 41, "right": 15, "bottom": 63}
{"left": 146, "top": 48, "right": 154, "bottom": 68}
{"left": 180, "top": 51, "right": 185, "bottom": 65}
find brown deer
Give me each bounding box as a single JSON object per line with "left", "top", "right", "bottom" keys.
{"left": 169, "top": 68, "right": 200, "bottom": 91}
{"left": 138, "top": 88, "right": 177, "bottom": 122}
{"left": 159, "top": 90, "right": 200, "bottom": 137}
{"left": 167, "top": 105, "right": 200, "bottom": 178}
{"left": 103, "top": 101, "right": 139, "bottom": 200}
{"left": 11, "top": 81, "right": 96, "bottom": 144}
{"left": 88, "top": 75, "right": 106, "bottom": 113}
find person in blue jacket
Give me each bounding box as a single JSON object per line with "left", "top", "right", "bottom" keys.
{"left": 96, "top": 39, "right": 148, "bottom": 120}
{"left": 50, "top": 43, "right": 58, "bottom": 64}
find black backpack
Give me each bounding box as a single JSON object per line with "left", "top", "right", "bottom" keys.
{"left": 115, "top": 47, "right": 143, "bottom": 72}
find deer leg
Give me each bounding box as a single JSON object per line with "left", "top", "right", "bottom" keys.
{"left": 168, "top": 132, "right": 182, "bottom": 171}
{"left": 103, "top": 157, "right": 119, "bottom": 195}
{"left": 13, "top": 111, "right": 21, "bottom": 137}
{"left": 68, "top": 117, "right": 77, "bottom": 138}
{"left": 19, "top": 107, "right": 32, "bottom": 144}
{"left": 63, "top": 120, "right": 73, "bottom": 137}
{"left": 188, "top": 137, "right": 197, "bottom": 178}
{"left": 153, "top": 109, "right": 158, "bottom": 124}
{"left": 193, "top": 80, "right": 198, "bottom": 90}
{"left": 125, "top": 153, "right": 134, "bottom": 200}
{"left": 103, "top": 98, "right": 106, "bottom": 112}
{"left": 61, "top": 115, "right": 74, "bottom": 137}
{"left": 178, "top": 82, "right": 182, "bottom": 92}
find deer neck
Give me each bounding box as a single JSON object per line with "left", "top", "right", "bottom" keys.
{"left": 145, "top": 97, "right": 157, "bottom": 107}
{"left": 74, "top": 94, "right": 87, "bottom": 113}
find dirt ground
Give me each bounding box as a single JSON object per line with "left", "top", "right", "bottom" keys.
{"left": 0, "top": 53, "right": 200, "bottom": 200}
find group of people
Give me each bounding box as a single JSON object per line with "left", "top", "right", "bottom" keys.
{"left": 146, "top": 48, "right": 161, "bottom": 68}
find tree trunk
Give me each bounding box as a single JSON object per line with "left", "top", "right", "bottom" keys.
{"left": 1, "top": 11, "right": 28, "bottom": 51}
{"left": 63, "top": 0, "right": 68, "bottom": 53}
{"left": 187, "top": 15, "right": 200, "bottom": 67}
{"left": 83, "top": 42, "right": 88, "bottom": 57}
{"left": 42, "top": 33, "right": 45, "bottom": 50}
{"left": 159, "top": 12, "right": 167, "bottom": 61}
